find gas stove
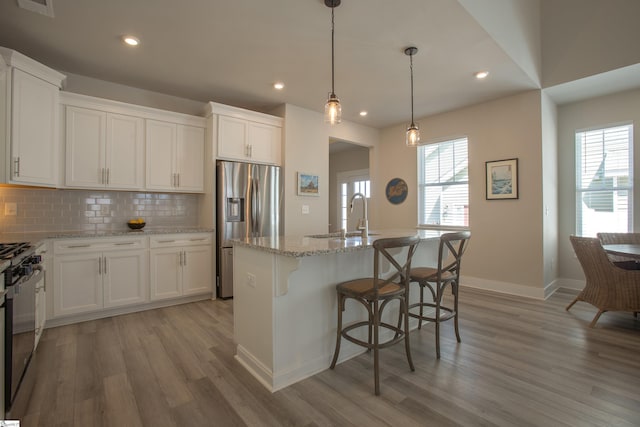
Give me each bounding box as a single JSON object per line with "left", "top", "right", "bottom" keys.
{"left": 0, "top": 242, "right": 35, "bottom": 265}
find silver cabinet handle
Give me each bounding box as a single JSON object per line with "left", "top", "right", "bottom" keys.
{"left": 158, "top": 240, "right": 175, "bottom": 243}
{"left": 183, "top": 251, "right": 187, "bottom": 266}
{"left": 98, "top": 256, "right": 102, "bottom": 275}
{"left": 104, "top": 256, "right": 108, "bottom": 275}
{"left": 106, "top": 168, "right": 110, "bottom": 185}
{"left": 115, "top": 242, "right": 135, "bottom": 246}
{"left": 189, "top": 238, "right": 206, "bottom": 242}
{"left": 13, "top": 157, "right": 20, "bottom": 177}
{"left": 179, "top": 251, "right": 183, "bottom": 266}
{"left": 101, "top": 167, "right": 105, "bottom": 184}
{"left": 177, "top": 173, "right": 180, "bottom": 187}
{"left": 68, "top": 244, "right": 91, "bottom": 248}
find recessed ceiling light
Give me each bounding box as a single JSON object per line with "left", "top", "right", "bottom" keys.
{"left": 475, "top": 71, "right": 489, "bottom": 79}
{"left": 122, "top": 36, "right": 140, "bottom": 46}
{"left": 359, "top": 111, "right": 368, "bottom": 117}
{"left": 273, "top": 82, "right": 284, "bottom": 90}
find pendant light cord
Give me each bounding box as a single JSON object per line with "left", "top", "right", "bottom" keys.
{"left": 409, "top": 51, "right": 415, "bottom": 126}
{"left": 330, "top": 4, "right": 336, "bottom": 97}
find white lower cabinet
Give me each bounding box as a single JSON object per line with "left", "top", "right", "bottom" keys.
{"left": 52, "top": 237, "right": 148, "bottom": 318}
{"left": 150, "top": 234, "right": 213, "bottom": 301}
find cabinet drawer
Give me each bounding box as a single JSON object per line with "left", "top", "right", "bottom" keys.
{"left": 150, "top": 233, "right": 212, "bottom": 248}
{"left": 54, "top": 236, "right": 147, "bottom": 254}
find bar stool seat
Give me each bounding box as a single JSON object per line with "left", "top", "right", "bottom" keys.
{"left": 329, "top": 235, "right": 421, "bottom": 395}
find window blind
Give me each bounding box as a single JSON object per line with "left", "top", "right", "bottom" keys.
{"left": 575, "top": 124, "right": 633, "bottom": 237}
{"left": 418, "top": 137, "right": 469, "bottom": 227}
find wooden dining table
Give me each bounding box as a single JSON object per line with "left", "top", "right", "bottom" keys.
{"left": 603, "top": 244, "right": 640, "bottom": 260}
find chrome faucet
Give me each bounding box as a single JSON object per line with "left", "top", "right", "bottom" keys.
{"left": 350, "top": 192, "right": 368, "bottom": 239}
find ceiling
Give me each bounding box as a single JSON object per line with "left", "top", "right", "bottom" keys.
{"left": 0, "top": 0, "right": 543, "bottom": 128}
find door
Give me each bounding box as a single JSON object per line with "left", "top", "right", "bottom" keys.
{"left": 176, "top": 125, "right": 205, "bottom": 192}
{"left": 53, "top": 253, "right": 103, "bottom": 317}
{"left": 65, "top": 106, "right": 105, "bottom": 187}
{"left": 251, "top": 164, "right": 282, "bottom": 238}
{"left": 248, "top": 121, "right": 279, "bottom": 164}
{"left": 103, "top": 250, "right": 148, "bottom": 308}
{"left": 149, "top": 247, "right": 182, "bottom": 300}
{"left": 107, "top": 113, "right": 144, "bottom": 189}
{"left": 146, "top": 119, "right": 176, "bottom": 190}
{"left": 182, "top": 245, "right": 213, "bottom": 295}
{"left": 218, "top": 161, "right": 251, "bottom": 244}
{"left": 336, "top": 169, "right": 370, "bottom": 232}
{"left": 11, "top": 69, "right": 58, "bottom": 186}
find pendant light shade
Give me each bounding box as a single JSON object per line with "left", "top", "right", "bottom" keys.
{"left": 405, "top": 46, "right": 420, "bottom": 146}
{"left": 324, "top": 0, "right": 341, "bottom": 125}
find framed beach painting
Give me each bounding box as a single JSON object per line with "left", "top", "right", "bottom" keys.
{"left": 486, "top": 158, "right": 518, "bottom": 200}
{"left": 297, "top": 172, "right": 319, "bottom": 196}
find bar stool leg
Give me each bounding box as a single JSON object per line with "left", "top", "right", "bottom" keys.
{"left": 402, "top": 298, "right": 415, "bottom": 371}
{"left": 453, "top": 282, "right": 461, "bottom": 343}
{"left": 435, "top": 283, "right": 442, "bottom": 359}
{"left": 330, "top": 293, "right": 344, "bottom": 369}
{"left": 373, "top": 300, "right": 380, "bottom": 396}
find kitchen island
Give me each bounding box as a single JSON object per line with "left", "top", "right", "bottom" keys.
{"left": 232, "top": 229, "right": 443, "bottom": 392}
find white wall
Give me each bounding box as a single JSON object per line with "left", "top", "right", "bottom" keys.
{"left": 277, "top": 104, "right": 380, "bottom": 236}
{"left": 557, "top": 88, "right": 640, "bottom": 284}
{"left": 541, "top": 91, "right": 559, "bottom": 292}
{"left": 375, "top": 90, "right": 547, "bottom": 297}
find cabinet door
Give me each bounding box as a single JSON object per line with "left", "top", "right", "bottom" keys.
{"left": 217, "top": 115, "right": 248, "bottom": 160}
{"left": 248, "top": 121, "right": 280, "bottom": 165}
{"left": 53, "top": 253, "right": 103, "bottom": 317}
{"left": 182, "top": 245, "right": 213, "bottom": 296}
{"left": 103, "top": 249, "right": 148, "bottom": 308}
{"left": 176, "top": 125, "right": 204, "bottom": 192}
{"left": 11, "top": 69, "right": 59, "bottom": 186}
{"left": 146, "top": 119, "right": 176, "bottom": 191}
{"left": 34, "top": 274, "right": 46, "bottom": 349}
{"left": 149, "top": 248, "right": 182, "bottom": 300}
{"left": 106, "top": 113, "right": 144, "bottom": 190}
{"left": 65, "top": 106, "right": 106, "bottom": 188}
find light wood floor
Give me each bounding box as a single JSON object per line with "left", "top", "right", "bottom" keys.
{"left": 12, "top": 288, "right": 640, "bottom": 426}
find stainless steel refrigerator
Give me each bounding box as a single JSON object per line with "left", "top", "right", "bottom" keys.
{"left": 216, "top": 160, "right": 283, "bottom": 298}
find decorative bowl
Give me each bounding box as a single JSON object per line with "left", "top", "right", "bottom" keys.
{"left": 127, "top": 221, "right": 146, "bottom": 230}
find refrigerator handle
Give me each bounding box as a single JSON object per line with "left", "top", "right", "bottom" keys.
{"left": 251, "top": 177, "right": 259, "bottom": 235}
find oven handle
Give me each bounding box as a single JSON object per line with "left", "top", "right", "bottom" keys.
{"left": 10, "top": 266, "right": 44, "bottom": 294}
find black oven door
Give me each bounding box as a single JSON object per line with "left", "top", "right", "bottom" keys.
{"left": 5, "top": 268, "right": 38, "bottom": 411}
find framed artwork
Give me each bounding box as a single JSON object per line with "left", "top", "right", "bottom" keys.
{"left": 385, "top": 178, "right": 408, "bottom": 204}
{"left": 486, "top": 158, "right": 518, "bottom": 200}
{"left": 297, "top": 172, "right": 319, "bottom": 196}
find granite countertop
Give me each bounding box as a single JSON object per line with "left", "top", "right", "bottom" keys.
{"left": 232, "top": 229, "right": 444, "bottom": 257}
{"left": 0, "top": 227, "right": 214, "bottom": 246}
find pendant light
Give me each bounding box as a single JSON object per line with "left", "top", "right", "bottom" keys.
{"left": 405, "top": 46, "right": 420, "bottom": 146}
{"left": 324, "top": 0, "right": 341, "bottom": 125}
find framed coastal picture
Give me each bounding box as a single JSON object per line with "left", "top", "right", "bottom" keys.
{"left": 486, "top": 158, "right": 518, "bottom": 200}
{"left": 297, "top": 172, "right": 319, "bottom": 196}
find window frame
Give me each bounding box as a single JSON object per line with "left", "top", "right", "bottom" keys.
{"left": 416, "top": 137, "right": 469, "bottom": 231}
{"left": 574, "top": 122, "right": 634, "bottom": 237}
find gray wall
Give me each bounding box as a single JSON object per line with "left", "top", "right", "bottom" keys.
{"left": 328, "top": 145, "right": 370, "bottom": 233}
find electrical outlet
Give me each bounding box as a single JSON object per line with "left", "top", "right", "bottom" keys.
{"left": 302, "top": 205, "right": 310, "bottom": 214}
{"left": 4, "top": 202, "right": 17, "bottom": 216}
{"left": 246, "top": 272, "right": 256, "bottom": 288}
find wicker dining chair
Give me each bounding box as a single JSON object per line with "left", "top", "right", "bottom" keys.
{"left": 329, "top": 235, "right": 420, "bottom": 396}
{"left": 597, "top": 232, "right": 640, "bottom": 269}
{"left": 408, "top": 231, "right": 471, "bottom": 359}
{"left": 567, "top": 235, "right": 640, "bottom": 327}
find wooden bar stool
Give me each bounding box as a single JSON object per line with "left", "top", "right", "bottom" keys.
{"left": 408, "top": 231, "right": 470, "bottom": 358}
{"left": 329, "top": 235, "right": 421, "bottom": 395}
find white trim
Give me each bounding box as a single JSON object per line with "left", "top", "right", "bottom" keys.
{"left": 205, "top": 101, "right": 283, "bottom": 127}
{"left": 0, "top": 47, "right": 65, "bottom": 87}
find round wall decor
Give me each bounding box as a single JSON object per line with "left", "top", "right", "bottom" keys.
{"left": 385, "top": 178, "right": 408, "bottom": 204}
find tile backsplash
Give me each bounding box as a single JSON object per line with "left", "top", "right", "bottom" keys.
{"left": 0, "top": 187, "right": 200, "bottom": 233}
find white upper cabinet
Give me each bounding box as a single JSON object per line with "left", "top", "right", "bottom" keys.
{"left": 0, "top": 48, "right": 65, "bottom": 187}
{"left": 61, "top": 92, "right": 205, "bottom": 193}
{"left": 146, "top": 120, "right": 205, "bottom": 192}
{"left": 207, "top": 102, "right": 282, "bottom": 165}
{"left": 65, "top": 105, "right": 144, "bottom": 190}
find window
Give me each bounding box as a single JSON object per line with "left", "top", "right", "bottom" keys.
{"left": 575, "top": 124, "right": 633, "bottom": 237}
{"left": 417, "top": 137, "right": 468, "bottom": 228}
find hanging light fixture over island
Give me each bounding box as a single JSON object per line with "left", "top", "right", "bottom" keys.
{"left": 405, "top": 46, "right": 420, "bottom": 146}
{"left": 324, "top": 0, "right": 342, "bottom": 125}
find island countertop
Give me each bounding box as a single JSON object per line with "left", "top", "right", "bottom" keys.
{"left": 232, "top": 229, "right": 444, "bottom": 257}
